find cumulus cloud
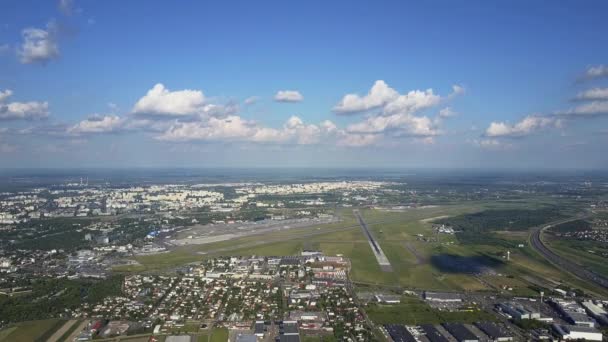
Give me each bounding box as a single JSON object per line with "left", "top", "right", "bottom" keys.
{"left": 485, "top": 115, "right": 559, "bottom": 138}
{"left": 18, "top": 21, "right": 60, "bottom": 64}
{"left": 333, "top": 80, "right": 454, "bottom": 140}
{"left": 332, "top": 80, "right": 398, "bottom": 114}
{"left": 581, "top": 65, "right": 608, "bottom": 81}
{"left": 0, "top": 89, "right": 49, "bottom": 120}
{"left": 157, "top": 114, "right": 335, "bottom": 145}
{"left": 274, "top": 90, "right": 303, "bottom": 103}
{"left": 132, "top": 83, "right": 207, "bottom": 117}
{"left": 347, "top": 112, "right": 439, "bottom": 137}
{"left": 573, "top": 88, "right": 608, "bottom": 101}
{"left": 67, "top": 115, "right": 125, "bottom": 135}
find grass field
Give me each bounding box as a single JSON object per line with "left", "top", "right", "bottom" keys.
{"left": 365, "top": 295, "right": 496, "bottom": 325}
{"left": 210, "top": 327, "right": 229, "bottom": 342}
{"left": 0, "top": 319, "right": 64, "bottom": 342}
{"left": 544, "top": 237, "right": 608, "bottom": 277}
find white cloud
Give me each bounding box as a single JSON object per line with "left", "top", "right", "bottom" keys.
{"left": 244, "top": 96, "right": 259, "bottom": 105}
{"left": 582, "top": 65, "right": 608, "bottom": 80}
{"left": 0, "top": 89, "right": 49, "bottom": 120}
{"left": 485, "top": 115, "right": 559, "bottom": 137}
{"left": 574, "top": 88, "right": 608, "bottom": 101}
{"left": 450, "top": 84, "right": 466, "bottom": 97}
{"left": 274, "top": 90, "right": 303, "bottom": 103}
{"left": 439, "top": 107, "right": 457, "bottom": 118}
{"left": 336, "top": 132, "right": 378, "bottom": 147}
{"left": 0, "top": 89, "right": 12, "bottom": 102}
{"left": 333, "top": 80, "right": 457, "bottom": 143}
{"left": 18, "top": 21, "right": 59, "bottom": 64}
{"left": 333, "top": 80, "right": 398, "bottom": 114}
{"left": 67, "top": 115, "right": 125, "bottom": 134}
{"left": 157, "top": 114, "right": 335, "bottom": 145}
{"left": 347, "top": 112, "right": 439, "bottom": 137}
{"left": 132, "top": 83, "right": 207, "bottom": 116}
{"left": 333, "top": 80, "right": 453, "bottom": 116}
{"left": 560, "top": 101, "right": 608, "bottom": 116}
{"left": 383, "top": 89, "right": 441, "bottom": 115}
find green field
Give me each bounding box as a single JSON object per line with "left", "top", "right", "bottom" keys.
{"left": 366, "top": 295, "right": 496, "bottom": 325}
{"left": 0, "top": 319, "right": 65, "bottom": 342}
{"left": 115, "top": 200, "right": 608, "bottom": 295}
{"left": 209, "top": 327, "right": 229, "bottom": 342}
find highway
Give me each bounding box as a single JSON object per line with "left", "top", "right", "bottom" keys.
{"left": 529, "top": 215, "right": 608, "bottom": 290}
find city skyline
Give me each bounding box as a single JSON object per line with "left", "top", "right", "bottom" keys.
{"left": 1, "top": 0, "right": 608, "bottom": 169}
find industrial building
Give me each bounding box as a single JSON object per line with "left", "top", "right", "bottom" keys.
{"left": 474, "top": 322, "right": 513, "bottom": 341}
{"left": 496, "top": 302, "right": 540, "bottom": 320}
{"left": 551, "top": 299, "right": 595, "bottom": 328}
{"left": 581, "top": 300, "right": 608, "bottom": 326}
{"left": 423, "top": 291, "right": 462, "bottom": 302}
{"left": 421, "top": 324, "right": 449, "bottom": 342}
{"left": 235, "top": 334, "right": 257, "bottom": 342}
{"left": 442, "top": 323, "right": 479, "bottom": 342}
{"left": 384, "top": 324, "right": 417, "bottom": 342}
{"left": 375, "top": 294, "right": 401, "bottom": 304}
{"left": 551, "top": 324, "right": 603, "bottom": 341}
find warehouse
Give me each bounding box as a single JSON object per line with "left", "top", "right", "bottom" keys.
{"left": 551, "top": 324, "right": 602, "bottom": 341}
{"left": 474, "top": 322, "right": 513, "bottom": 341}
{"left": 442, "top": 323, "right": 479, "bottom": 342}
{"left": 423, "top": 291, "right": 462, "bottom": 302}
{"left": 497, "top": 302, "right": 540, "bottom": 320}
{"left": 384, "top": 324, "right": 417, "bottom": 342}
{"left": 421, "top": 324, "right": 449, "bottom": 342}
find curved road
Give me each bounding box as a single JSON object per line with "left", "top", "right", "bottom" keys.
{"left": 529, "top": 215, "right": 608, "bottom": 290}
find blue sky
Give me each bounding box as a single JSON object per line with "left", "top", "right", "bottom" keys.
{"left": 1, "top": 0, "right": 608, "bottom": 169}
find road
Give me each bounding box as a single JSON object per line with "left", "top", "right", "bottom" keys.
{"left": 529, "top": 214, "right": 608, "bottom": 290}
{"left": 353, "top": 210, "right": 392, "bottom": 272}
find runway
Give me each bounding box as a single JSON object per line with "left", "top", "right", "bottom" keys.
{"left": 353, "top": 209, "right": 392, "bottom": 272}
